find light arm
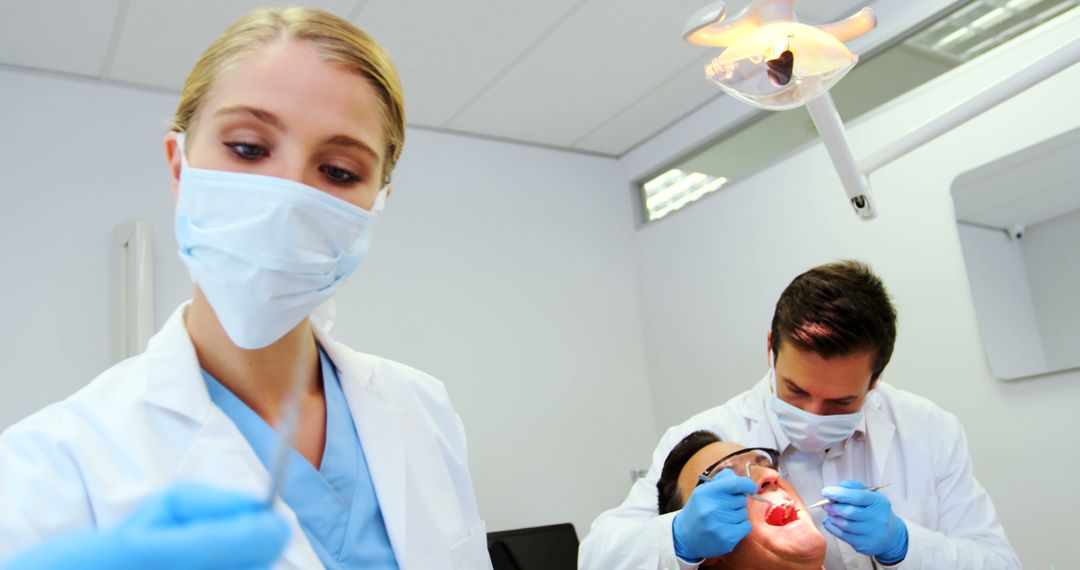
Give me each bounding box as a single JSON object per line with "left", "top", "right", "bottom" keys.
{"left": 805, "top": 92, "right": 876, "bottom": 219}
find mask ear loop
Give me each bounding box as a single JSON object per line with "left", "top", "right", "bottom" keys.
{"left": 768, "top": 350, "right": 778, "bottom": 395}
{"left": 367, "top": 171, "right": 393, "bottom": 214}
{"left": 175, "top": 132, "right": 190, "bottom": 170}
{"left": 371, "top": 185, "right": 389, "bottom": 214}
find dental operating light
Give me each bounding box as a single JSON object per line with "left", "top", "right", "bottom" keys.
{"left": 684, "top": 0, "right": 878, "bottom": 219}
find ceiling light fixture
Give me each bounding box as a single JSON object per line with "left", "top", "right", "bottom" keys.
{"left": 684, "top": 0, "right": 879, "bottom": 219}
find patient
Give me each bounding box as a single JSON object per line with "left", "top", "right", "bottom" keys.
{"left": 657, "top": 431, "right": 826, "bottom": 569}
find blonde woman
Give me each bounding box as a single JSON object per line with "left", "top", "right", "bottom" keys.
{"left": 0, "top": 8, "right": 490, "bottom": 569}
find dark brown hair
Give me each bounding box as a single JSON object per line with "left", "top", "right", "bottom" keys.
{"left": 770, "top": 260, "right": 897, "bottom": 382}
{"left": 657, "top": 430, "right": 721, "bottom": 515}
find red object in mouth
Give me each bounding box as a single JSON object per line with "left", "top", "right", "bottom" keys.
{"left": 764, "top": 500, "right": 799, "bottom": 526}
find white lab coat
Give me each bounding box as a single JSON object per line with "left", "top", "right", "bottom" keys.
{"left": 0, "top": 303, "right": 493, "bottom": 570}
{"left": 579, "top": 375, "right": 1019, "bottom": 570}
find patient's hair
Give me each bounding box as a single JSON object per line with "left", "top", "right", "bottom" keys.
{"left": 771, "top": 260, "right": 897, "bottom": 381}
{"left": 657, "top": 430, "right": 721, "bottom": 515}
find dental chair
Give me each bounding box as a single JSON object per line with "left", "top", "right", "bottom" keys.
{"left": 486, "top": 523, "right": 578, "bottom": 570}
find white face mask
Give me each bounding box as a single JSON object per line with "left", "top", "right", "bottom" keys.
{"left": 174, "top": 133, "right": 386, "bottom": 349}
{"left": 769, "top": 357, "right": 866, "bottom": 453}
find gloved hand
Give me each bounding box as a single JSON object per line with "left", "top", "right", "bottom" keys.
{"left": 1, "top": 483, "right": 290, "bottom": 570}
{"left": 822, "top": 480, "right": 909, "bottom": 564}
{"left": 672, "top": 468, "right": 758, "bottom": 562}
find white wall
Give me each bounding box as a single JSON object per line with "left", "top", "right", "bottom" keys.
{"left": 620, "top": 10, "right": 1080, "bottom": 569}
{"left": 335, "top": 127, "right": 661, "bottom": 535}
{"left": 0, "top": 68, "right": 187, "bottom": 421}
{"left": 1023, "top": 208, "right": 1080, "bottom": 372}
{"left": 0, "top": 66, "right": 659, "bottom": 537}
{"left": 956, "top": 224, "right": 1047, "bottom": 379}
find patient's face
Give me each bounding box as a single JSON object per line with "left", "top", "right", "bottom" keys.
{"left": 677, "top": 442, "right": 825, "bottom": 568}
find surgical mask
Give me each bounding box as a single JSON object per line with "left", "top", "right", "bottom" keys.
{"left": 768, "top": 358, "right": 865, "bottom": 453}
{"left": 174, "top": 133, "right": 385, "bottom": 349}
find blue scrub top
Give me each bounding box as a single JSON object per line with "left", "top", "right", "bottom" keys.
{"left": 202, "top": 347, "right": 399, "bottom": 570}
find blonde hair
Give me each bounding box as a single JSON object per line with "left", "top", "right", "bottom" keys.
{"left": 171, "top": 7, "right": 405, "bottom": 182}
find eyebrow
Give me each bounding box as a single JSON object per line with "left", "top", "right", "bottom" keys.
{"left": 784, "top": 378, "right": 808, "bottom": 393}
{"left": 784, "top": 377, "right": 857, "bottom": 403}
{"left": 325, "top": 134, "right": 380, "bottom": 162}
{"left": 214, "top": 105, "right": 284, "bottom": 131}
{"left": 213, "top": 105, "right": 381, "bottom": 161}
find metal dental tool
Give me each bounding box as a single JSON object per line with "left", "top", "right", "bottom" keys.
{"left": 746, "top": 493, "right": 783, "bottom": 507}
{"left": 744, "top": 461, "right": 783, "bottom": 507}
{"left": 805, "top": 483, "right": 891, "bottom": 510}
{"left": 264, "top": 358, "right": 310, "bottom": 506}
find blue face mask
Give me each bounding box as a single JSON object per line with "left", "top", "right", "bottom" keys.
{"left": 174, "top": 133, "right": 386, "bottom": 349}
{"left": 769, "top": 359, "right": 866, "bottom": 453}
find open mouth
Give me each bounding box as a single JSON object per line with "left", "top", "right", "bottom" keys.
{"left": 764, "top": 500, "right": 799, "bottom": 526}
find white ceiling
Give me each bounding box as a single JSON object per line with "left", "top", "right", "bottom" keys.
{"left": 953, "top": 126, "right": 1080, "bottom": 229}
{"left": 2, "top": 0, "right": 892, "bottom": 156}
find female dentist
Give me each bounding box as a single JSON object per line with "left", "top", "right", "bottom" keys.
{"left": 0, "top": 7, "right": 490, "bottom": 569}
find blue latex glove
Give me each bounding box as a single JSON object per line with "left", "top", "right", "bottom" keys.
{"left": 672, "top": 468, "right": 758, "bottom": 562}
{"left": 2, "top": 483, "right": 290, "bottom": 570}
{"left": 822, "top": 480, "right": 909, "bottom": 564}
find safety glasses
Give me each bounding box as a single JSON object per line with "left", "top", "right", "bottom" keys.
{"left": 696, "top": 447, "right": 781, "bottom": 486}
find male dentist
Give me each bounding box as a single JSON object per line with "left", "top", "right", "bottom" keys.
{"left": 579, "top": 261, "right": 1018, "bottom": 569}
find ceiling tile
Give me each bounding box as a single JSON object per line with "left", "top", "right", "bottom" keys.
{"left": 571, "top": 53, "right": 721, "bottom": 155}
{"left": 6, "top": 0, "right": 940, "bottom": 157}
{"left": 0, "top": 0, "right": 121, "bottom": 77}
{"left": 107, "top": 0, "right": 359, "bottom": 89}
{"left": 353, "top": 0, "right": 583, "bottom": 127}
{"left": 445, "top": 0, "right": 710, "bottom": 147}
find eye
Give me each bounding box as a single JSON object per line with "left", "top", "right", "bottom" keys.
{"left": 319, "top": 164, "right": 360, "bottom": 186}
{"left": 223, "top": 141, "right": 268, "bottom": 160}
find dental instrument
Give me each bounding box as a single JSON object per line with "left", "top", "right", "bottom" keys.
{"left": 805, "top": 483, "right": 891, "bottom": 510}
{"left": 265, "top": 361, "right": 308, "bottom": 506}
